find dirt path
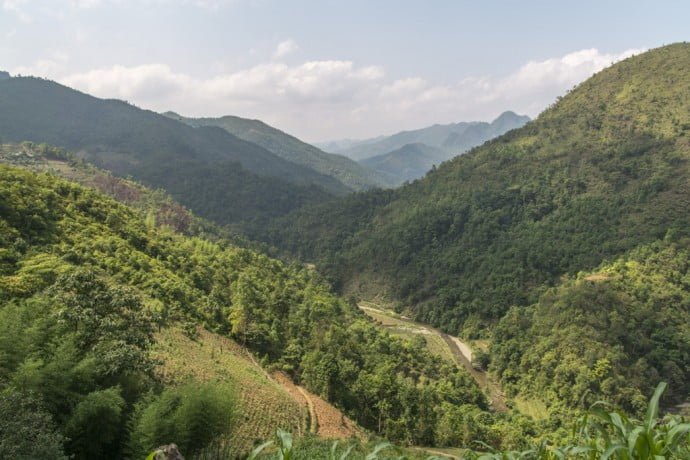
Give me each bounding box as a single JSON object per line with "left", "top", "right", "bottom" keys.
{"left": 272, "top": 372, "right": 365, "bottom": 439}
{"left": 440, "top": 333, "right": 508, "bottom": 412}
{"left": 295, "top": 385, "right": 318, "bottom": 433}
{"left": 359, "top": 303, "right": 508, "bottom": 412}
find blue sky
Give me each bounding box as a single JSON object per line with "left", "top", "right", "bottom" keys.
{"left": 1, "top": 0, "right": 688, "bottom": 140}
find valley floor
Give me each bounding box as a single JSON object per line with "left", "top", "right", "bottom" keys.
{"left": 358, "top": 301, "right": 508, "bottom": 412}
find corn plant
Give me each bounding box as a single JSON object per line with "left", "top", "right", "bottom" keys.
{"left": 329, "top": 440, "right": 356, "bottom": 460}
{"left": 462, "top": 382, "right": 689, "bottom": 459}
{"left": 576, "top": 382, "right": 690, "bottom": 459}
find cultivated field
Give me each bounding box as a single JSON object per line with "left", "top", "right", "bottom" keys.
{"left": 153, "top": 327, "right": 305, "bottom": 454}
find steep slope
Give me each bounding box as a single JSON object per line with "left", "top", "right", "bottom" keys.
{"left": 360, "top": 143, "right": 448, "bottom": 185}
{"left": 165, "top": 112, "right": 393, "bottom": 189}
{"left": 0, "top": 77, "right": 348, "bottom": 225}
{"left": 264, "top": 43, "right": 690, "bottom": 362}
{"left": 153, "top": 327, "right": 306, "bottom": 452}
{"left": 492, "top": 240, "right": 690, "bottom": 412}
{"left": 329, "top": 111, "right": 530, "bottom": 161}
{"left": 0, "top": 160, "right": 525, "bottom": 457}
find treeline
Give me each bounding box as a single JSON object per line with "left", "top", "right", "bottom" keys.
{"left": 253, "top": 44, "right": 690, "bottom": 415}
{"left": 0, "top": 165, "right": 534, "bottom": 458}
{"left": 492, "top": 239, "right": 690, "bottom": 414}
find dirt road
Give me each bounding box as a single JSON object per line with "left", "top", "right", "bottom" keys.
{"left": 272, "top": 372, "right": 365, "bottom": 439}
{"left": 358, "top": 303, "right": 508, "bottom": 412}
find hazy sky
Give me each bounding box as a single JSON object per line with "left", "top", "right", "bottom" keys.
{"left": 1, "top": 1, "right": 688, "bottom": 141}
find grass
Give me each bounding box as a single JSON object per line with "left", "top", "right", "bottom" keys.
{"left": 152, "top": 327, "right": 304, "bottom": 455}
{"left": 358, "top": 301, "right": 456, "bottom": 364}
{"left": 513, "top": 396, "right": 549, "bottom": 421}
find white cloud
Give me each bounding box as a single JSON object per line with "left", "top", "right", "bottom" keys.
{"left": 62, "top": 64, "right": 193, "bottom": 102}
{"left": 60, "top": 60, "right": 385, "bottom": 108}
{"left": 13, "top": 51, "right": 70, "bottom": 76}
{"left": 2, "top": 0, "right": 31, "bottom": 22}
{"left": 70, "top": 0, "right": 103, "bottom": 8}
{"left": 272, "top": 39, "right": 299, "bottom": 59}
{"left": 30, "top": 47, "right": 644, "bottom": 140}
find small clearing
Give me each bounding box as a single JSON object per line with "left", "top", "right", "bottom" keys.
{"left": 584, "top": 273, "right": 612, "bottom": 282}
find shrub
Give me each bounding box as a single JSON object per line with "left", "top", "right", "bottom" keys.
{"left": 129, "top": 382, "right": 237, "bottom": 458}
{"left": 0, "top": 390, "right": 67, "bottom": 460}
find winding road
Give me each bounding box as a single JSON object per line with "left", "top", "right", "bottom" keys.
{"left": 358, "top": 302, "right": 507, "bottom": 412}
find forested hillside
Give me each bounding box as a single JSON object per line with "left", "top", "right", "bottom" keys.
{"left": 0, "top": 162, "right": 541, "bottom": 458}
{"left": 261, "top": 43, "right": 690, "bottom": 411}
{"left": 493, "top": 239, "right": 690, "bottom": 412}
{"left": 0, "top": 77, "right": 349, "bottom": 225}
{"left": 165, "top": 112, "right": 393, "bottom": 190}
{"left": 360, "top": 143, "right": 448, "bottom": 186}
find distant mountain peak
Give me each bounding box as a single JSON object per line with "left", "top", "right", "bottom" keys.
{"left": 0, "top": 70, "right": 10, "bottom": 80}
{"left": 492, "top": 110, "right": 530, "bottom": 124}
{"left": 328, "top": 112, "right": 530, "bottom": 184}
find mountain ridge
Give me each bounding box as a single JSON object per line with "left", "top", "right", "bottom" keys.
{"left": 0, "top": 76, "right": 349, "bottom": 225}
{"left": 360, "top": 142, "right": 448, "bottom": 185}
{"left": 164, "top": 112, "right": 394, "bottom": 189}
{"left": 259, "top": 42, "right": 690, "bottom": 410}
{"left": 322, "top": 111, "right": 530, "bottom": 161}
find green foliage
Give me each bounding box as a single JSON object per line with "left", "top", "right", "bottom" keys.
{"left": 471, "top": 349, "right": 490, "bottom": 371}
{"left": 0, "top": 163, "right": 507, "bottom": 455}
{"left": 167, "top": 112, "right": 389, "bottom": 190}
{"left": 0, "top": 77, "right": 346, "bottom": 226}
{"left": 259, "top": 43, "right": 690, "bottom": 412}
{"left": 244, "top": 431, "right": 413, "bottom": 460}
{"left": 65, "top": 387, "right": 126, "bottom": 459}
{"left": 492, "top": 240, "right": 690, "bottom": 412}
{"left": 575, "top": 382, "right": 690, "bottom": 459}
{"left": 461, "top": 382, "right": 690, "bottom": 459}
{"left": 0, "top": 390, "right": 68, "bottom": 460}
{"left": 129, "top": 382, "right": 237, "bottom": 458}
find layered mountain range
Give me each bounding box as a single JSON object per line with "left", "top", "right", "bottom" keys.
{"left": 322, "top": 111, "right": 530, "bottom": 184}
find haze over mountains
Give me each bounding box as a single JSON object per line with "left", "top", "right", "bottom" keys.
{"left": 321, "top": 111, "right": 530, "bottom": 185}
{"left": 163, "top": 112, "right": 394, "bottom": 190}
{"left": 323, "top": 111, "right": 530, "bottom": 160}
{"left": 0, "top": 73, "right": 528, "bottom": 228}
{"left": 1, "top": 39, "right": 690, "bottom": 459}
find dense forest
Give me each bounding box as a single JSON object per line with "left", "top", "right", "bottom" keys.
{"left": 257, "top": 44, "right": 690, "bottom": 413}
{"left": 0, "top": 162, "right": 545, "bottom": 458}
{"left": 0, "top": 77, "right": 352, "bottom": 226}
{"left": 166, "top": 112, "right": 391, "bottom": 190}
{"left": 2, "top": 33, "right": 690, "bottom": 459}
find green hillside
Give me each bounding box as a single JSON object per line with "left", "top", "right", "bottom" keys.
{"left": 0, "top": 159, "right": 542, "bottom": 458}
{"left": 165, "top": 112, "right": 393, "bottom": 190}
{"left": 360, "top": 143, "right": 448, "bottom": 186}
{"left": 492, "top": 240, "right": 690, "bottom": 412}
{"left": 0, "top": 77, "right": 349, "bottom": 225}
{"left": 261, "top": 43, "right": 690, "bottom": 409}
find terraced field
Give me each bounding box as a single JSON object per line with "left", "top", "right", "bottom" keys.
{"left": 153, "top": 327, "right": 305, "bottom": 453}
{"left": 272, "top": 372, "right": 365, "bottom": 440}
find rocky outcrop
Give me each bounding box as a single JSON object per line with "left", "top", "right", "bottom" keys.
{"left": 153, "top": 444, "right": 184, "bottom": 460}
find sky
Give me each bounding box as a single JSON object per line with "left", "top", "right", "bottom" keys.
{"left": 1, "top": 1, "right": 688, "bottom": 141}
